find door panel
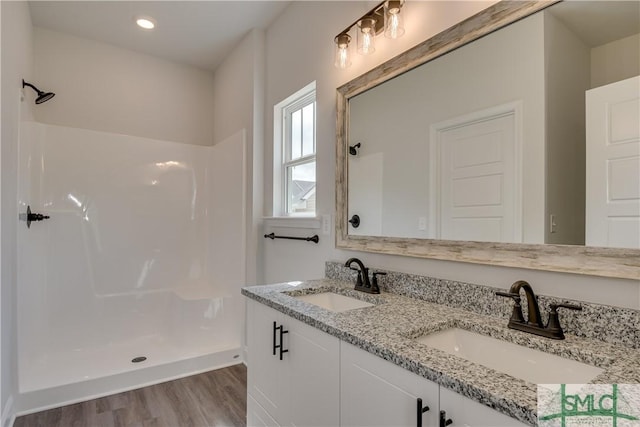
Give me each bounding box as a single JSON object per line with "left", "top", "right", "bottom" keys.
{"left": 435, "top": 111, "right": 520, "bottom": 243}
{"left": 586, "top": 76, "right": 640, "bottom": 248}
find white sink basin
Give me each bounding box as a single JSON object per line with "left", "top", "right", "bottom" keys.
{"left": 416, "top": 327, "right": 604, "bottom": 384}
{"left": 294, "top": 292, "right": 374, "bottom": 312}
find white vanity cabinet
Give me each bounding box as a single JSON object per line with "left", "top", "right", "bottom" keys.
{"left": 341, "top": 342, "right": 529, "bottom": 427}
{"left": 439, "top": 387, "right": 528, "bottom": 427}
{"left": 246, "top": 299, "right": 340, "bottom": 427}
{"left": 341, "top": 341, "right": 439, "bottom": 427}
{"left": 247, "top": 299, "right": 529, "bottom": 427}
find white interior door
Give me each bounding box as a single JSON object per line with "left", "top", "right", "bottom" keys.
{"left": 586, "top": 76, "right": 640, "bottom": 249}
{"left": 432, "top": 106, "right": 521, "bottom": 242}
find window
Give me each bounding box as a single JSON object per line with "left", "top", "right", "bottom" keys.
{"left": 274, "top": 82, "right": 316, "bottom": 216}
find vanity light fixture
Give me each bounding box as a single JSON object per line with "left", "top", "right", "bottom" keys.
{"left": 333, "top": 0, "right": 405, "bottom": 69}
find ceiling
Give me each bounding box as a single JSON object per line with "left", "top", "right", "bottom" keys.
{"left": 27, "top": 1, "right": 640, "bottom": 73}
{"left": 549, "top": 0, "right": 640, "bottom": 47}
{"left": 28, "top": 1, "right": 291, "bottom": 72}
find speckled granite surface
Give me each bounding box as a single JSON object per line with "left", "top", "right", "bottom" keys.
{"left": 242, "top": 275, "right": 640, "bottom": 426}
{"left": 326, "top": 261, "right": 640, "bottom": 349}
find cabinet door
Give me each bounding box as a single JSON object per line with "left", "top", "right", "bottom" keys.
{"left": 439, "top": 387, "right": 529, "bottom": 427}
{"left": 247, "top": 300, "right": 286, "bottom": 423}
{"left": 341, "top": 342, "right": 439, "bottom": 427}
{"left": 286, "top": 317, "right": 340, "bottom": 427}
{"left": 248, "top": 395, "right": 281, "bottom": 427}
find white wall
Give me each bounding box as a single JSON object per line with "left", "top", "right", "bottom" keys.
{"left": 212, "top": 29, "right": 265, "bottom": 286}
{"left": 544, "top": 11, "right": 590, "bottom": 245}
{"left": 262, "top": 1, "right": 497, "bottom": 282}
{"left": 1, "top": 1, "right": 34, "bottom": 424}
{"left": 591, "top": 33, "right": 640, "bottom": 89}
{"left": 33, "top": 27, "right": 216, "bottom": 146}
{"left": 257, "top": 1, "right": 640, "bottom": 309}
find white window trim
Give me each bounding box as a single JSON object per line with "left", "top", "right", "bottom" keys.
{"left": 273, "top": 81, "right": 317, "bottom": 217}
{"left": 262, "top": 216, "right": 321, "bottom": 229}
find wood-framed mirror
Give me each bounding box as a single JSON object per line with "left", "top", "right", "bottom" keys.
{"left": 336, "top": 0, "right": 640, "bottom": 279}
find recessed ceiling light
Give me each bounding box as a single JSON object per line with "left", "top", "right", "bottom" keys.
{"left": 135, "top": 17, "right": 156, "bottom": 30}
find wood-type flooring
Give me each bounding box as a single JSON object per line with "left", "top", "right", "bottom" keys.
{"left": 14, "top": 364, "right": 247, "bottom": 427}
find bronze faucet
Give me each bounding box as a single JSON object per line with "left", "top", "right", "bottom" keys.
{"left": 344, "top": 258, "right": 382, "bottom": 294}
{"left": 496, "top": 280, "right": 581, "bottom": 339}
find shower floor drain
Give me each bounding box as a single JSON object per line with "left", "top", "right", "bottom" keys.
{"left": 131, "top": 356, "right": 147, "bottom": 363}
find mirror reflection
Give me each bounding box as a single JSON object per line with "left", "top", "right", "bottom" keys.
{"left": 347, "top": 1, "right": 639, "bottom": 248}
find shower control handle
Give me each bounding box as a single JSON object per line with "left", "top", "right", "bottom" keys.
{"left": 20, "top": 205, "right": 50, "bottom": 229}
{"left": 30, "top": 212, "right": 50, "bottom": 221}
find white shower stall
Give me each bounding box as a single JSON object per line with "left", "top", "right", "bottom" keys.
{"left": 16, "top": 122, "right": 246, "bottom": 411}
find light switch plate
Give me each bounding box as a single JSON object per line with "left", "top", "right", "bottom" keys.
{"left": 418, "top": 217, "right": 427, "bottom": 231}
{"left": 322, "top": 214, "right": 331, "bottom": 235}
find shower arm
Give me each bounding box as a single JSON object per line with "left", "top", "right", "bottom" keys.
{"left": 22, "top": 80, "right": 40, "bottom": 93}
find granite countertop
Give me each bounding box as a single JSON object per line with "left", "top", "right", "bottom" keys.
{"left": 242, "top": 279, "right": 640, "bottom": 426}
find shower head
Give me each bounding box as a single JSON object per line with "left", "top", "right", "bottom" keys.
{"left": 22, "top": 80, "right": 55, "bottom": 104}
{"left": 349, "top": 143, "right": 361, "bottom": 156}
{"left": 36, "top": 91, "right": 55, "bottom": 104}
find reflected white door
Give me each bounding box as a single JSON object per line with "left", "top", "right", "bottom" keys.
{"left": 432, "top": 106, "right": 521, "bottom": 242}
{"left": 586, "top": 76, "right": 640, "bottom": 249}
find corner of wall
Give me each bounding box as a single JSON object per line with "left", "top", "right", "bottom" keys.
{"left": 1, "top": 0, "right": 34, "bottom": 423}
{"left": 252, "top": 28, "right": 266, "bottom": 285}
{"left": 1, "top": 396, "right": 14, "bottom": 427}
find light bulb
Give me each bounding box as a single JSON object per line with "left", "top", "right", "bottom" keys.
{"left": 361, "top": 31, "right": 373, "bottom": 54}
{"left": 357, "top": 17, "right": 377, "bottom": 55}
{"left": 334, "top": 34, "right": 352, "bottom": 69}
{"left": 384, "top": 0, "right": 405, "bottom": 39}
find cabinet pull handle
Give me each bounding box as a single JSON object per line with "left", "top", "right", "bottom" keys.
{"left": 416, "top": 398, "right": 430, "bottom": 427}
{"left": 272, "top": 321, "right": 278, "bottom": 356}
{"left": 279, "top": 326, "right": 289, "bottom": 360}
{"left": 439, "top": 410, "right": 452, "bottom": 427}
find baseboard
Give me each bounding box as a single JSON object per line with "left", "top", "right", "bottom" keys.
{"left": 1, "top": 395, "right": 15, "bottom": 427}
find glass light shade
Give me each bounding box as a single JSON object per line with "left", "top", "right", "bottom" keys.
{"left": 334, "top": 34, "right": 352, "bottom": 69}
{"left": 357, "top": 17, "right": 377, "bottom": 55}
{"left": 384, "top": 0, "right": 405, "bottom": 39}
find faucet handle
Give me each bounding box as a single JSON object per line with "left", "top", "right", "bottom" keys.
{"left": 348, "top": 267, "right": 364, "bottom": 286}
{"left": 550, "top": 302, "right": 582, "bottom": 312}
{"left": 546, "top": 302, "right": 582, "bottom": 339}
{"left": 495, "top": 291, "right": 525, "bottom": 323}
{"left": 372, "top": 271, "right": 386, "bottom": 286}
{"left": 495, "top": 291, "right": 520, "bottom": 300}
{"left": 372, "top": 271, "right": 386, "bottom": 280}
{"left": 496, "top": 291, "right": 522, "bottom": 307}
